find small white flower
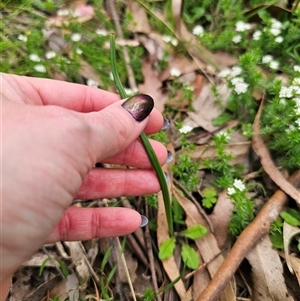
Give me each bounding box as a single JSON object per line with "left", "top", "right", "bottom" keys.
{"left": 171, "top": 38, "right": 178, "bottom": 46}
{"left": 193, "top": 25, "right": 204, "bottom": 36}
{"left": 294, "top": 65, "right": 300, "bottom": 72}
{"left": 295, "top": 118, "right": 300, "bottom": 128}
{"left": 71, "top": 33, "right": 82, "bottom": 42}
{"left": 17, "top": 34, "right": 27, "bottom": 42}
{"left": 170, "top": 67, "right": 181, "bottom": 77}
{"left": 45, "top": 51, "right": 56, "bottom": 59}
{"left": 29, "top": 53, "right": 41, "bottom": 62}
{"left": 57, "top": 8, "right": 69, "bottom": 16}
{"left": 279, "top": 86, "right": 294, "bottom": 98}
{"left": 179, "top": 125, "right": 193, "bottom": 134}
{"left": 75, "top": 48, "right": 83, "bottom": 55}
{"left": 270, "top": 28, "right": 281, "bottom": 36}
{"left": 227, "top": 187, "right": 236, "bottom": 196}
{"left": 231, "top": 66, "right": 243, "bottom": 77}
{"left": 87, "top": 79, "right": 99, "bottom": 87}
{"left": 231, "top": 77, "right": 245, "bottom": 85}
{"left": 33, "top": 64, "right": 46, "bottom": 73}
{"left": 274, "top": 36, "right": 283, "bottom": 43}
{"left": 162, "top": 35, "right": 172, "bottom": 43}
{"left": 216, "top": 131, "right": 230, "bottom": 141}
{"left": 292, "top": 78, "right": 300, "bottom": 86}
{"left": 271, "top": 18, "right": 282, "bottom": 29}
{"left": 124, "top": 87, "right": 138, "bottom": 96}
{"left": 269, "top": 60, "right": 279, "bottom": 70}
{"left": 234, "top": 81, "right": 249, "bottom": 94}
{"left": 262, "top": 55, "right": 273, "bottom": 64}
{"left": 109, "top": 72, "right": 114, "bottom": 81}
{"left": 233, "top": 179, "right": 246, "bottom": 191}
{"left": 95, "top": 28, "right": 108, "bottom": 36}
{"left": 253, "top": 30, "right": 262, "bottom": 41}
{"left": 235, "top": 20, "right": 251, "bottom": 32}
{"left": 279, "top": 98, "right": 287, "bottom": 105}
{"left": 232, "top": 34, "right": 242, "bottom": 43}
{"left": 286, "top": 124, "right": 296, "bottom": 133}
{"left": 218, "top": 68, "right": 231, "bottom": 78}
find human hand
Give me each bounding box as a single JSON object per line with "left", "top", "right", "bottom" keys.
{"left": 0, "top": 73, "right": 168, "bottom": 290}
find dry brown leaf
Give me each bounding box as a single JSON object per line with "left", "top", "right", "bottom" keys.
{"left": 22, "top": 275, "right": 63, "bottom": 301}
{"left": 187, "top": 82, "right": 231, "bottom": 132}
{"left": 159, "top": 56, "right": 199, "bottom": 82}
{"left": 209, "top": 191, "right": 234, "bottom": 250}
{"left": 127, "top": 1, "right": 152, "bottom": 34}
{"left": 187, "top": 135, "right": 251, "bottom": 169}
{"left": 22, "top": 252, "right": 56, "bottom": 268}
{"left": 285, "top": 254, "right": 300, "bottom": 285}
{"left": 252, "top": 98, "right": 300, "bottom": 204}
{"left": 138, "top": 59, "right": 168, "bottom": 113}
{"left": 117, "top": 248, "right": 138, "bottom": 284}
{"left": 64, "top": 241, "right": 90, "bottom": 289}
{"left": 283, "top": 221, "right": 300, "bottom": 273}
{"left": 172, "top": 187, "right": 236, "bottom": 301}
{"left": 246, "top": 235, "right": 294, "bottom": 301}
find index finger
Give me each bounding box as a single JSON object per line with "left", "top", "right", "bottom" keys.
{"left": 11, "top": 74, "right": 164, "bottom": 133}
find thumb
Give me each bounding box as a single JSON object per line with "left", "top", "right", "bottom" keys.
{"left": 83, "top": 94, "right": 154, "bottom": 161}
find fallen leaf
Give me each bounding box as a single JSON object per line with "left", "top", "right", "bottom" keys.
{"left": 64, "top": 241, "right": 90, "bottom": 289}
{"left": 127, "top": 1, "right": 151, "bottom": 34}
{"left": 283, "top": 221, "right": 300, "bottom": 273}
{"left": 187, "top": 82, "right": 231, "bottom": 132}
{"left": 139, "top": 58, "right": 168, "bottom": 113}
{"left": 209, "top": 190, "right": 234, "bottom": 250}
{"left": 246, "top": 235, "right": 294, "bottom": 301}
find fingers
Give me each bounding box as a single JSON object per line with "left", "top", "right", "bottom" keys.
{"left": 46, "top": 207, "right": 142, "bottom": 243}
{"left": 102, "top": 138, "right": 168, "bottom": 168}
{"left": 80, "top": 97, "right": 158, "bottom": 162}
{"left": 76, "top": 168, "right": 161, "bottom": 199}
{"left": 15, "top": 74, "right": 164, "bottom": 134}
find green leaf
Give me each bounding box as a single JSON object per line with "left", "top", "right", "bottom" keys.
{"left": 212, "top": 113, "right": 233, "bottom": 126}
{"left": 269, "top": 231, "right": 284, "bottom": 249}
{"left": 181, "top": 244, "right": 200, "bottom": 270}
{"left": 39, "top": 257, "right": 50, "bottom": 275}
{"left": 202, "top": 187, "right": 218, "bottom": 209}
{"left": 181, "top": 225, "right": 207, "bottom": 240}
{"left": 202, "top": 187, "right": 217, "bottom": 198}
{"left": 280, "top": 211, "right": 300, "bottom": 227}
{"left": 159, "top": 237, "right": 176, "bottom": 260}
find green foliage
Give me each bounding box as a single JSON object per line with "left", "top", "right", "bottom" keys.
{"left": 201, "top": 187, "right": 218, "bottom": 209}
{"left": 172, "top": 196, "right": 185, "bottom": 225}
{"left": 158, "top": 237, "right": 176, "bottom": 260}
{"left": 172, "top": 152, "right": 200, "bottom": 192}
{"left": 280, "top": 209, "right": 300, "bottom": 226}
{"left": 181, "top": 243, "right": 200, "bottom": 270}
{"left": 181, "top": 225, "right": 207, "bottom": 239}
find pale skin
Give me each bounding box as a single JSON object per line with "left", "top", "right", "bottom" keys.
{"left": 0, "top": 73, "right": 167, "bottom": 299}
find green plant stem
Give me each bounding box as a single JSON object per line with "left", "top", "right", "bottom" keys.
{"left": 110, "top": 34, "right": 173, "bottom": 236}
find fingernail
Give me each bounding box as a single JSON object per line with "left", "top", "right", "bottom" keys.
{"left": 161, "top": 118, "right": 170, "bottom": 130}
{"left": 140, "top": 215, "right": 148, "bottom": 227}
{"left": 165, "top": 150, "right": 173, "bottom": 164}
{"left": 122, "top": 94, "right": 154, "bottom": 122}
{"left": 164, "top": 172, "right": 170, "bottom": 182}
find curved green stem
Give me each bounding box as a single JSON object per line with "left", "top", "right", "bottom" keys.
{"left": 110, "top": 34, "right": 173, "bottom": 236}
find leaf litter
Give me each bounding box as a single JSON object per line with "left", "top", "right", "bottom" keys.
{"left": 4, "top": 0, "right": 300, "bottom": 300}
